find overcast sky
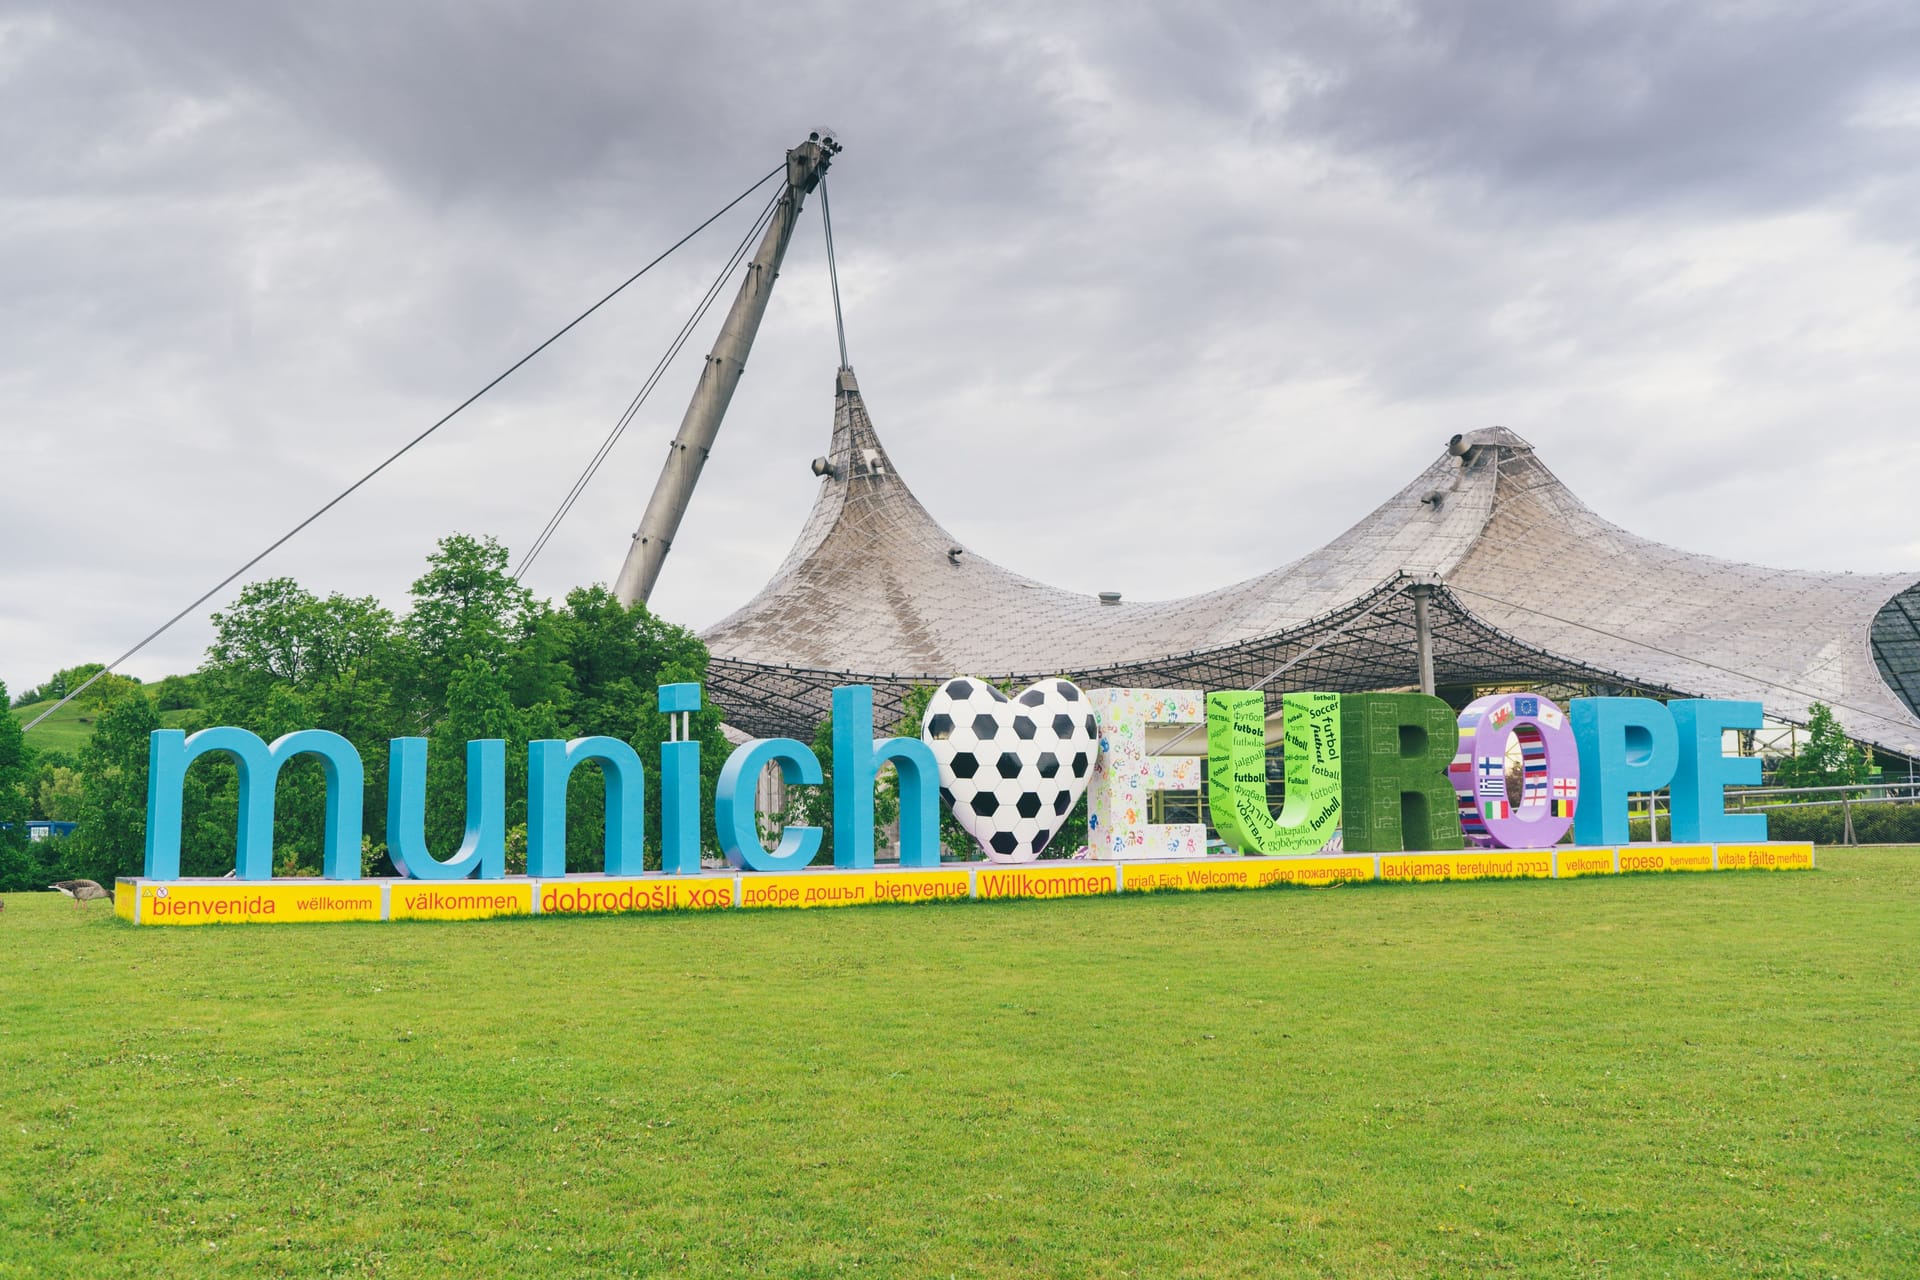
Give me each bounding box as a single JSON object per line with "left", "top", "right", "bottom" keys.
{"left": 5, "top": 0, "right": 1920, "bottom": 700}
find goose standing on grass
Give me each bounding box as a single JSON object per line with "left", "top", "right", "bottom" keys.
{"left": 50, "top": 880, "right": 109, "bottom": 908}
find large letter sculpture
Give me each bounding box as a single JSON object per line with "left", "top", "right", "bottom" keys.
{"left": 715, "top": 738, "right": 824, "bottom": 872}
{"left": 1669, "top": 699, "right": 1767, "bottom": 842}
{"left": 1205, "top": 691, "right": 1342, "bottom": 854}
{"left": 526, "top": 738, "right": 647, "bottom": 877}
{"left": 1339, "top": 693, "right": 1464, "bottom": 853}
{"left": 386, "top": 738, "right": 506, "bottom": 880}
{"left": 1087, "top": 688, "right": 1208, "bottom": 859}
{"left": 145, "top": 727, "right": 364, "bottom": 881}
{"left": 1447, "top": 693, "right": 1581, "bottom": 849}
{"left": 921, "top": 677, "right": 1100, "bottom": 862}
{"left": 1569, "top": 698, "right": 1678, "bottom": 846}
{"left": 834, "top": 684, "right": 942, "bottom": 868}
{"left": 658, "top": 683, "right": 704, "bottom": 875}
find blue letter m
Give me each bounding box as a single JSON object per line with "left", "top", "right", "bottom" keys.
{"left": 144, "top": 728, "right": 364, "bottom": 881}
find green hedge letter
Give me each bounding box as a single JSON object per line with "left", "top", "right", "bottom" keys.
{"left": 1206, "top": 691, "right": 1342, "bottom": 854}
{"left": 1339, "top": 693, "right": 1464, "bottom": 853}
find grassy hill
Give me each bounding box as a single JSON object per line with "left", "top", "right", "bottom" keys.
{"left": 10, "top": 698, "right": 200, "bottom": 757}
{"left": 2, "top": 851, "right": 1914, "bottom": 1276}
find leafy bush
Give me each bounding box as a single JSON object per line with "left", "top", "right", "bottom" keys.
{"left": 1621, "top": 803, "right": 1920, "bottom": 845}
{"left": 1761, "top": 802, "right": 1920, "bottom": 845}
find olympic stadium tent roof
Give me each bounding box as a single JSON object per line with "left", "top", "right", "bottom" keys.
{"left": 701, "top": 368, "right": 1920, "bottom": 759}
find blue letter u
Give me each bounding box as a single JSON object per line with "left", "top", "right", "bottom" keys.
{"left": 386, "top": 739, "right": 506, "bottom": 880}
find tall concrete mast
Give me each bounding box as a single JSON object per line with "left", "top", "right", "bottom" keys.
{"left": 613, "top": 134, "right": 839, "bottom": 606}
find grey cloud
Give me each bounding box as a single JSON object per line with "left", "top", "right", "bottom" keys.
{"left": 4, "top": 0, "right": 1920, "bottom": 701}
{"left": 1263, "top": 0, "right": 1920, "bottom": 217}
{"left": 54, "top": 1, "right": 1087, "bottom": 218}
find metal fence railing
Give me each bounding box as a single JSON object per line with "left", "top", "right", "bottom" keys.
{"left": 1725, "top": 781, "right": 1920, "bottom": 845}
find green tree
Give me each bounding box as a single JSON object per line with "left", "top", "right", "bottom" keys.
{"left": 64, "top": 691, "right": 164, "bottom": 884}
{"left": 404, "top": 535, "right": 547, "bottom": 716}
{"left": 8, "top": 663, "right": 147, "bottom": 712}
{"left": 73, "top": 672, "right": 144, "bottom": 711}
{"left": 12, "top": 663, "right": 109, "bottom": 707}
{"left": 0, "top": 680, "right": 35, "bottom": 891}
{"left": 20, "top": 534, "right": 750, "bottom": 881}
{"left": 202, "top": 578, "right": 407, "bottom": 867}
{"left": 505, "top": 598, "right": 573, "bottom": 715}
{"left": 33, "top": 761, "right": 84, "bottom": 823}
{"left": 1773, "top": 703, "right": 1873, "bottom": 795}
{"left": 556, "top": 586, "right": 732, "bottom": 864}
{"left": 149, "top": 673, "right": 204, "bottom": 711}
{"left": 205, "top": 579, "right": 400, "bottom": 722}
{"left": 423, "top": 657, "right": 530, "bottom": 858}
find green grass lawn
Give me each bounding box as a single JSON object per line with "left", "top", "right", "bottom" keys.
{"left": 10, "top": 699, "right": 198, "bottom": 758}
{"left": 8, "top": 700, "right": 103, "bottom": 757}
{"left": 2, "top": 852, "right": 1915, "bottom": 1278}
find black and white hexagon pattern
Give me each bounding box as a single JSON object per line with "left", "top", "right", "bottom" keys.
{"left": 920, "top": 677, "right": 1099, "bottom": 862}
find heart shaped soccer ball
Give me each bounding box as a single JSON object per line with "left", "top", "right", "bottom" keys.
{"left": 920, "top": 677, "right": 1099, "bottom": 862}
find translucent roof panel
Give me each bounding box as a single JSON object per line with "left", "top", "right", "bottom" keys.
{"left": 699, "top": 368, "right": 1920, "bottom": 759}
{"left": 1872, "top": 585, "right": 1920, "bottom": 721}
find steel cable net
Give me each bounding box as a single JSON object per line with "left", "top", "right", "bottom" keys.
{"left": 706, "top": 583, "right": 1630, "bottom": 740}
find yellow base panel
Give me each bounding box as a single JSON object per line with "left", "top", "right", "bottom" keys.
{"left": 1617, "top": 844, "right": 1715, "bottom": 873}
{"left": 976, "top": 865, "right": 1120, "bottom": 901}
{"left": 1555, "top": 849, "right": 1618, "bottom": 878}
{"left": 389, "top": 883, "right": 531, "bottom": 922}
{"left": 1381, "top": 851, "right": 1555, "bottom": 882}
{"left": 539, "top": 878, "right": 734, "bottom": 914}
{"left": 1715, "top": 843, "right": 1815, "bottom": 871}
{"left": 738, "top": 869, "right": 970, "bottom": 910}
{"left": 136, "top": 881, "right": 383, "bottom": 926}
{"left": 109, "top": 843, "right": 1815, "bottom": 925}
{"left": 1124, "top": 856, "right": 1375, "bottom": 892}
